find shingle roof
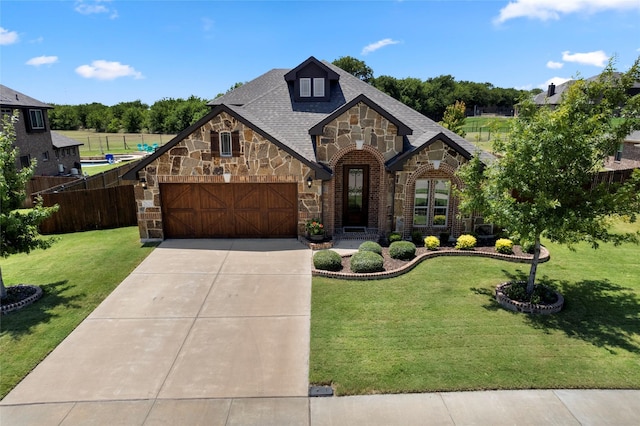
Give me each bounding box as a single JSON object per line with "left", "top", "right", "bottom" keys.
{"left": 51, "top": 131, "right": 83, "bottom": 148}
{"left": 0, "top": 84, "right": 52, "bottom": 109}
{"left": 126, "top": 57, "right": 493, "bottom": 180}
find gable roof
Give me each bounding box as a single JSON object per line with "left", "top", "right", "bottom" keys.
{"left": 284, "top": 56, "right": 340, "bottom": 82}
{"left": 126, "top": 57, "right": 493, "bottom": 180}
{"left": 0, "top": 84, "right": 52, "bottom": 109}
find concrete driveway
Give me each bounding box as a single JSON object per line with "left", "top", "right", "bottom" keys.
{"left": 1, "top": 239, "right": 313, "bottom": 424}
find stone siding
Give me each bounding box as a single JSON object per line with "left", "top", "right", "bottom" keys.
{"left": 135, "top": 111, "right": 319, "bottom": 240}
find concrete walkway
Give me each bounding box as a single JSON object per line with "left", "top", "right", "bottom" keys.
{"left": 2, "top": 239, "right": 639, "bottom": 425}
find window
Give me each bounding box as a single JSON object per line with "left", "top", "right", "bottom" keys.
{"left": 313, "top": 78, "right": 325, "bottom": 97}
{"left": 29, "top": 109, "right": 45, "bottom": 130}
{"left": 42, "top": 151, "right": 49, "bottom": 162}
{"left": 300, "top": 78, "right": 311, "bottom": 97}
{"left": 1, "top": 108, "right": 12, "bottom": 117}
{"left": 219, "top": 131, "right": 232, "bottom": 157}
{"left": 413, "top": 179, "right": 451, "bottom": 227}
{"left": 20, "top": 155, "right": 31, "bottom": 169}
{"left": 413, "top": 179, "right": 430, "bottom": 226}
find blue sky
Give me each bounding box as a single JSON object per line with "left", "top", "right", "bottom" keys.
{"left": 1, "top": 0, "right": 639, "bottom": 106}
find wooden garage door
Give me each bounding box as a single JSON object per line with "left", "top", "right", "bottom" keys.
{"left": 160, "top": 183, "right": 297, "bottom": 238}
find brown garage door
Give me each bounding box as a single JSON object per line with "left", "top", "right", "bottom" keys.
{"left": 160, "top": 183, "right": 297, "bottom": 238}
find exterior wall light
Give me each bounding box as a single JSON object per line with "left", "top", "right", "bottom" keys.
{"left": 307, "top": 176, "right": 313, "bottom": 188}
{"left": 140, "top": 177, "right": 147, "bottom": 189}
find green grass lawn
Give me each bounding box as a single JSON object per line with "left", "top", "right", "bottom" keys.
{"left": 0, "top": 227, "right": 157, "bottom": 399}
{"left": 310, "top": 219, "right": 640, "bottom": 395}
{"left": 462, "top": 116, "right": 512, "bottom": 153}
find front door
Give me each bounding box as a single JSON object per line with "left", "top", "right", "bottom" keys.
{"left": 343, "top": 165, "right": 369, "bottom": 227}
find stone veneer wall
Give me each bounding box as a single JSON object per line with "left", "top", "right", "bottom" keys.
{"left": 394, "top": 140, "right": 468, "bottom": 239}
{"left": 135, "top": 111, "right": 319, "bottom": 240}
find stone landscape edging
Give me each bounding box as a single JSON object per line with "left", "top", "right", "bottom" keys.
{"left": 312, "top": 246, "right": 550, "bottom": 280}
{"left": 495, "top": 281, "right": 564, "bottom": 314}
{"left": 1, "top": 285, "right": 43, "bottom": 315}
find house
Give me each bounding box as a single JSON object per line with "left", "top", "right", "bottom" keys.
{"left": 535, "top": 75, "right": 640, "bottom": 171}
{"left": 1, "top": 85, "right": 83, "bottom": 176}
{"left": 124, "top": 57, "right": 493, "bottom": 242}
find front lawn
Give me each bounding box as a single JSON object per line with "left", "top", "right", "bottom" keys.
{"left": 0, "top": 227, "right": 157, "bottom": 399}
{"left": 310, "top": 220, "right": 640, "bottom": 395}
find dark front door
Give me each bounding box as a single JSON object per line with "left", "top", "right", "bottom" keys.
{"left": 343, "top": 165, "right": 369, "bottom": 227}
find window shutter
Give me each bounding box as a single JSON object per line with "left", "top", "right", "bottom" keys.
{"left": 231, "top": 131, "right": 241, "bottom": 156}
{"left": 211, "top": 131, "right": 220, "bottom": 155}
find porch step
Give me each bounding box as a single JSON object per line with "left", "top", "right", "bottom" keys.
{"left": 333, "top": 228, "right": 380, "bottom": 243}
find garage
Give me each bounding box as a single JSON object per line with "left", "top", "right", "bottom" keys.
{"left": 160, "top": 183, "right": 298, "bottom": 238}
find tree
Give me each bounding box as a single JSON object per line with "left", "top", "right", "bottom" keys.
{"left": 332, "top": 56, "right": 374, "bottom": 83}
{"left": 440, "top": 100, "right": 467, "bottom": 137}
{"left": 457, "top": 58, "right": 640, "bottom": 296}
{"left": 0, "top": 112, "right": 58, "bottom": 299}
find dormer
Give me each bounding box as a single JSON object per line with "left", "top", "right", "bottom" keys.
{"left": 284, "top": 56, "right": 340, "bottom": 102}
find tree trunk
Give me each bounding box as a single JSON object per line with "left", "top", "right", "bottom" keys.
{"left": 527, "top": 236, "right": 541, "bottom": 295}
{"left": 0, "top": 266, "right": 6, "bottom": 299}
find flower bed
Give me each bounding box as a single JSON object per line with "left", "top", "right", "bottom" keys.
{"left": 495, "top": 282, "right": 564, "bottom": 314}
{"left": 1, "top": 285, "right": 43, "bottom": 315}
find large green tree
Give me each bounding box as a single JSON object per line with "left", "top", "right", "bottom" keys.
{"left": 440, "top": 100, "right": 467, "bottom": 137}
{"left": 457, "top": 59, "right": 640, "bottom": 295}
{"left": 332, "top": 56, "right": 374, "bottom": 83}
{"left": 0, "top": 113, "right": 58, "bottom": 299}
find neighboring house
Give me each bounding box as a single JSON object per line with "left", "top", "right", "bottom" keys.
{"left": 124, "top": 57, "right": 493, "bottom": 242}
{"left": 534, "top": 75, "right": 640, "bottom": 171}
{"left": 0, "top": 84, "right": 83, "bottom": 176}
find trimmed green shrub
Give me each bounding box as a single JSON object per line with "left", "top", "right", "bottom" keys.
{"left": 521, "top": 240, "right": 535, "bottom": 254}
{"left": 455, "top": 234, "right": 477, "bottom": 250}
{"left": 389, "top": 241, "right": 416, "bottom": 260}
{"left": 388, "top": 232, "right": 402, "bottom": 243}
{"left": 359, "top": 241, "right": 382, "bottom": 255}
{"left": 350, "top": 250, "right": 384, "bottom": 273}
{"left": 424, "top": 235, "right": 440, "bottom": 250}
{"left": 411, "top": 230, "right": 423, "bottom": 245}
{"left": 495, "top": 238, "right": 514, "bottom": 254}
{"left": 313, "top": 250, "right": 343, "bottom": 271}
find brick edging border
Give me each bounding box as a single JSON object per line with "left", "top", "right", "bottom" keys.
{"left": 495, "top": 281, "right": 564, "bottom": 314}
{"left": 1, "top": 285, "right": 43, "bottom": 315}
{"left": 312, "top": 246, "right": 550, "bottom": 280}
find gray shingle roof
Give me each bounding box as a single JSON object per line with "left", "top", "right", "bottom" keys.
{"left": 51, "top": 131, "right": 83, "bottom": 148}
{"left": 0, "top": 84, "right": 52, "bottom": 109}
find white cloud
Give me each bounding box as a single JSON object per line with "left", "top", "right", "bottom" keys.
{"left": 0, "top": 27, "right": 19, "bottom": 45}
{"left": 361, "top": 38, "right": 400, "bottom": 55}
{"left": 26, "top": 56, "right": 59, "bottom": 67}
{"left": 75, "top": 1, "right": 118, "bottom": 19}
{"left": 546, "top": 60, "right": 564, "bottom": 69}
{"left": 494, "top": 0, "right": 640, "bottom": 24}
{"left": 75, "top": 60, "right": 144, "bottom": 80}
{"left": 562, "top": 50, "right": 609, "bottom": 67}
{"left": 538, "top": 76, "right": 572, "bottom": 89}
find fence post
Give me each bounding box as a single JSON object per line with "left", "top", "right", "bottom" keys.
{"left": 87, "top": 137, "right": 91, "bottom": 151}
{"left": 106, "top": 136, "right": 110, "bottom": 152}
{"left": 123, "top": 135, "right": 128, "bottom": 150}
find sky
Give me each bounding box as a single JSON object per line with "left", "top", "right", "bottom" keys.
{"left": 1, "top": 0, "right": 639, "bottom": 106}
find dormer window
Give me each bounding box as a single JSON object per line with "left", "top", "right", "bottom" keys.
{"left": 28, "top": 109, "right": 45, "bottom": 132}
{"left": 284, "top": 56, "right": 339, "bottom": 103}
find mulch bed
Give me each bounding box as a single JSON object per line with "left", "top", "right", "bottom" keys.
{"left": 339, "top": 245, "right": 533, "bottom": 273}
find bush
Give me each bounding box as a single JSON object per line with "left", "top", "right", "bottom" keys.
{"left": 424, "top": 235, "right": 440, "bottom": 250}
{"left": 455, "top": 234, "right": 477, "bottom": 250}
{"left": 350, "top": 250, "right": 384, "bottom": 273}
{"left": 359, "top": 241, "right": 382, "bottom": 255}
{"left": 439, "top": 232, "right": 450, "bottom": 245}
{"left": 313, "top": 250, "right": 343, "bottom": 271}
{"left": 388, "top": 232, "right": 402, "bottom": 243}
{"left": 520, "top": 240, "right": 535, "bottom": 254}
{"left": 411, "top": 230, "right": 423, "bottom": 245}
{"left": 504, "top": 281, "right": 558, "bottom": 304}
{"left": 389, "top": 241, "right": 416, "bottom": 260}
{"left": 495, "top": 238, "right": 514, "bottom": 254}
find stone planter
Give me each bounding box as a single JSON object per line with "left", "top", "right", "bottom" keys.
{"left": 309, "top": 233, "right": 325, "bottom": 242}
{"left": 495, "top": 282, "right": 564, "bottom": 315}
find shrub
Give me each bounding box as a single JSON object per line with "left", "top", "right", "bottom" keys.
{"left": 389, "top": 241, "right": 416, "bottom": 260}
{"left": 388, "top": 232, "right": 402, "bottom": 243}
{"left": 358, "top": 241, "right": 382, "bottom": 255}
{"left": 455, "top": 234, "right": 477, "bottom": 250}
{"left": 520, "top": 240, "right": 535, "bottom": 254}
{"left": 313, "top": 250, "right": 342, "bottom": 271}
{"left": 504, "top": 281, "right": 558, "bottom": 304}
{"left": 495, "top": 238, "right": 514, "bottom": 254}
{"left": 350, "top": 250, "right": 384, "bottom": 273}
{"left": 439, "top": 232, "right": 450, "bottom": 245}
{"left": 424, "top": 235, "right": 440, "bottom": 250}
{"left": 411, "top": 230, "right": 423, "bottom": 245}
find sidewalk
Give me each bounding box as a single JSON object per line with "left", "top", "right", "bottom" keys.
{"left": 1, "top": 239, "right": 639, "bottom": 425}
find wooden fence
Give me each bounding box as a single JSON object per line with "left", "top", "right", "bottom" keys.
{"left": 24, "top": 176, "right": 80, "bottom": 207}
{"left": 38, "top": 185, "right": 137, "bottom": 234}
